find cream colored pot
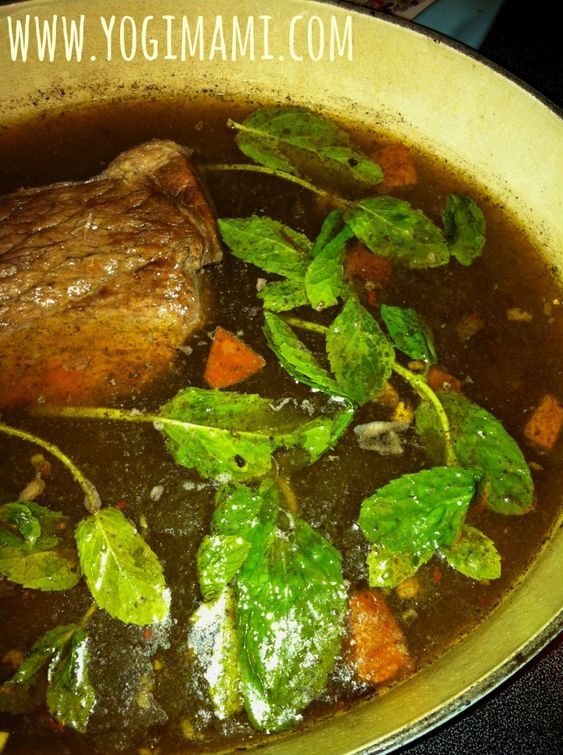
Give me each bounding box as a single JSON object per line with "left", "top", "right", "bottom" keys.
{"left": 0, "top": 1, "right": 561, "bottom": 752}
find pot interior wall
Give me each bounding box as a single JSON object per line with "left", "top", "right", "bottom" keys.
{"left": 0, "top": 1, "right": 561, "bottom": 753}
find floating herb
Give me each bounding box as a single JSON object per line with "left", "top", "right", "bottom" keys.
{"left": 381, "top": 304, "right": 437, "bottom": 363}
{"left": 75, "top": 507, "right": 170, "bottom": 626}
{"left": 344, "top": 197, "right": 450, "bottom": 268}
{"left": 440, "top": 524, "right": 501, "bottom": 581}
{"left": 229, "top": 107, "right": 383, "bottom": 190}
{"left": 442, "top": 194, "right": 486, "bottom": 266}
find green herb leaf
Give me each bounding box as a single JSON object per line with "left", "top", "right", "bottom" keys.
{"left": 230, "top": 108, "right": 383, "bottom": 189}
{"left": 311, "top": 209, "right": 343, "bottom": 258}
{"left": 218, "top": 216, "right": 311, "bottom": 281}
{"left": 344, "top": 197, "right": 449, "bottom": 268}
{"left": 359, "top": 466, "right": 479, "bottom": 553}
{"left": 0, "top": 502, "right": 79, "bottom": 591}
{"left": 46, "top": 628, "right": 96, "bottom": 732}
{"left": 0, "top": 625, "right": 77, "bottom": 688}
{"left": 197, "top": 534, "right": 251, "bottom": 601}
{"left": 415, "top": 400, "right": 447, "bottom": 466}
{"left": 159, "top": 387, "right": 345, "bottom": 479}
{"left": 188, "top": 587, "right": 243, "bottom": 720}
{"left": 440, "top": 525, "right": 501, "bottom": 581}
{"left": 368, "top": 545, "right": 433, "bottom": 588}
{"left": 326, "top": 298, "right": 394, "bottom": 405}
{"left": 258, "top": 279, "right": 309, "bottom": 312}
{"left": 305, "top": 225, "right": 355, "bottom": 311}
{"left": 263, "top": 312, "right": 344, "bottom": 397}
{"left": 75, "top": 508, "right": 169, "bottom": 625}
{"left": 440, "top": 391, "right": 534, "bottom": 515}
{"left": 0, "top": 502, "right": 41, "bottom": 546}
{"left": 237, "top": 516, "right": 347, "bottom": 732}
{"left": 381, "top": 304, "right": 437, "bottom": 362}
{"left": 442, "top": 194, "right": 486, "bottom": 266}
{"left": 212, "top": 483, "right": 273, "bottom": 541}
{"left": 287, "top": 403, "right": 355, "bottom": 463}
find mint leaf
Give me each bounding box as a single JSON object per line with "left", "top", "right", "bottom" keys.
{"left": 440, "top": 392, "right": 534, "bottom": 515}
{"left": 75, "top": 508, "right": 169, "bottom": 625}
{"left": 188, "top": 587, "right": 242, "bottom": 720}
{"left": 197, "top": 534, "right": 251, "bottom": 600}
{"left": 0, "top": 625, "right": 76, "bottom": 689}
{"left": 311, "top": 209, "right": 343, "bottom": 258}
{"left": 415, "top": 400, "right": 447, "bottom": 466}
{"left": 326, "top": 298, "right": 394, "bottom": 405}
{"left": 305, "top": 225, "right": 355, "bottom": 311}
{"left": 359, "top": 466, "right": 479, "bottom": 553}
{"left": 0, "top": 502, "right": 41, "bottom": 546}
{"left": 212, "top": 483, "right": 273, "bottom": 541}
{"left": 288, "top": 404, "right": 354, "bottom": 463}
{"left": 440, "top": 525, "right": 501, "bottom": 581}
{"left": 0, "top": 502, "right": 79, "bottom": 591}
{"left": 230, "top": 108, "right": 383, "bottom": 189}
{"left": 258, "top": 279, "right": 309, "bottom": 312}
{"left": 344, "top": 197, "right": 449, "bottom": 268}
{"left": 367, "top": 545, "right": 433, "bottom": 588}
{"left": 381, "top": 304, "right": 437, "bottom": 363}
{"left": 159, "top": 387, "right": 345, "bottom": 479}
{"left": 263, "top": 312, "right": 344, "bottom": 397}
{"left": 46, "top": 629, "right": 96, "bottom": 733}
{"left": 237, "top": 516, "right": 347, "bottom": 731}
{"left": 442, "top": 194, "right": 486, "bottom": 266}
{"left": 218, "top": 216, "right": 311, "bottom": 281}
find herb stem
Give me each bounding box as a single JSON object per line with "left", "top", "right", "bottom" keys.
{"left": 281, "top": 316, "right": 329, "bottom": 335}
{"left": 275, "top": 475, "right": 299, "bottom": 515}
{"left": 79, "top": 603, "right": 98, "bottom": 630}
{"left": 391, "top": 363, "right": 456, "bottom": 466}
{"left": 0, "top": 421, "right": 101, "bottom": 514}
{"left": 200, "top": 162, "right": 350, "bottom": 210}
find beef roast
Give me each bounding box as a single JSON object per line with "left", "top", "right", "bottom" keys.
{"left": 0, "top": 139, "right": 221, "bottom": 406}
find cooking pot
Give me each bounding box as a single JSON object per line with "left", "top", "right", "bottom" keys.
{"left": 0, "top": 1, "right": 561, "bottom": 752}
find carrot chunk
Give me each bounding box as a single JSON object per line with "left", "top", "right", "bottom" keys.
{"left": 204, "top": 327, "right": 266, "bottom": 389}
{"left": 373, "top": 143, "right": 418, "bottom": 190}
{"left": 427, "top": 365, "right": 462, "bottom": 393}
{"left": 347, "top": 589, "right": 413, "bottom": 685}
{"left": 524, "top": 394, "right": 563, "bottom": 451}
{"left": 345, "top": 244, "right": 393, "bottom": 285}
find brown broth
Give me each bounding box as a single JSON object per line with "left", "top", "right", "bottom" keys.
{"left": 0, "top": 99, "right": 562, "bottom": 754}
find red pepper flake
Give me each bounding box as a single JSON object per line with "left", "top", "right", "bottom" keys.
{"left": 367, "top": 290, "right": 378, "bottom": 306}
{"left": 143, "top": 627, "right": 154, "bottom": 641}
{"left": 47, "top": 716, "right": 65, "bottom": 734}
{"left": 433, "top": 568, "right": 442, "bottom": 583}
{"left": 115, "top": 499, "right": 127, "bottom": 510}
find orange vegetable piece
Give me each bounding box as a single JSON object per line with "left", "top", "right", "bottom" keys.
{"left": 373, "top": 143, "right": 418, "bottom": 190}
{"left": 204, "top": 327, "right": 265, "bottom": 389}
{"left": 347, "top": 589, "right": 413, "bottom": 685}
{"left": 345, "top": 244, "right": 393, "bottom": 284}
{"left": 427, "top": 365, "right": 462, "bottom": 393}
{"left": 524, "top": 394, "right": 563, "bottom": 451}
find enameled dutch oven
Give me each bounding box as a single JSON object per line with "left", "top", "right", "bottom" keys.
{"left": 0, "top": 1, "right": 561, "bottom": 752}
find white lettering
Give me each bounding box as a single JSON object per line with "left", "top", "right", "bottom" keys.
{"left": 141, "top": 16, "right": 158, "bottom": 61}
{"left": 259, "top": 15, "right": 273, "bottom": 60}
{"left": 162, "top": 15, "right": 176, "bottom": 60}
{"left": 232, "top": 15, "right": 254, "bottom": 61}
{"left": 289, "top": 14, "right": 303, "bottom": 62}
{"left": 307, "top": 16, "right": 324, "bottom": 62}
{"left": 62, "top": 15, "right": 84, "bottom": 62}
{"left": 181, "top": 15, "right": 203, "bottom": 61}
{"left": 119, "top": 16, "right": 137, "bottom": 62}
{"left": 209, "top": 16, "right": 226, "bottom": 61}
{"left": 35, "top": 14, "right": 57, "bottom": 63}
{"left": 330, "top": 15, "right": 353, "bottom": 61}
{"left": 100, "top": 15, "right": 115, "bottom": 62}
{"left": 7, "top": 15, "right": 30, "bottom": 62}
